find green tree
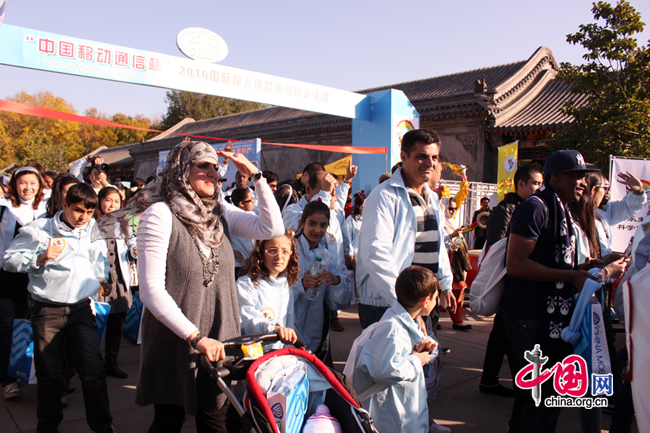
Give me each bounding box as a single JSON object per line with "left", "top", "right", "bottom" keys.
{"left": 159, "top": 90, "right": 267, "bottom": 130}
{"left": 549, "top": 0, "right": 650, "bottom": 170}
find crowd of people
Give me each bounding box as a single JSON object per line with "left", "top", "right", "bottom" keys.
{"left": 0, "top": 129, "right": 648, "bottom": 433}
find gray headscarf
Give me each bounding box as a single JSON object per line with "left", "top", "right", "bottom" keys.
{"left": 95, "top": 140, "right": 224, "bottom": 286}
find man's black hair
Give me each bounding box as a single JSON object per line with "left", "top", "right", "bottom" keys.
{"left": 400, "top": 129, "right": 441, "bottom": 156}
{"left": 308, "top": 171, "right": 326, "bottom": 190}
{"left": 65, "top": 183, "right": 98, "bottom": 209}
{"left": 514, "top": 164, "right": 543, "bottom": 187}
{"left": 480, "top": 197, "right": 490, "bottom": 203}
{"left": 262, "top": 170, "right": 279, "bottom": 183}
{"left": 302, "top": 162, "right": 325, "bottom": 178}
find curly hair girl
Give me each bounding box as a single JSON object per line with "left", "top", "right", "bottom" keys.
{"left": 240, "top": 231, "right": 300, "bottom": 286}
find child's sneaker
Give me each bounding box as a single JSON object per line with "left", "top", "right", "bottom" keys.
{"left": 3, "top": 382, "right": 20, "bottom": 399}
{"left": 429, "top": 421, "right": 451, "bottom": 433}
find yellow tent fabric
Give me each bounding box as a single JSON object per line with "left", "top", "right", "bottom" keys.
{"left": 497, "top": 141, "right": 518, "bottom": 201}
{"left": 324, "top": 154, "right": 352, "bottom": 177}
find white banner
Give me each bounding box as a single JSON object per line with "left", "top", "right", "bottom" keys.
{"left": 609, "top": 157, "right": 650, "bottom": 252}
{"left": 0, "top": 24, "right": 369, "bottom": 120}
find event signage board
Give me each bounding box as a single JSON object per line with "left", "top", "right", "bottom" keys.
{"left": 176, "top": 27, "right": 228, "bottom": 63}
{"left": 0, "top": 24, "right": 370, "bottom": 120}
{"left": 157, "top": 139, "right": 262, "bottom": 189}
{"left": 609, "top": 156, "right": 650, "bottom": 253}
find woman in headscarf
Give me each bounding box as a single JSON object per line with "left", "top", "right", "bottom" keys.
{"left": 102, "top": 141, "right": 284, "bottom": 432}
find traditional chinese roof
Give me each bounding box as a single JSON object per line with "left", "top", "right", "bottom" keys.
{"left": 488, "top": 78, "right": 589, "bottom": 133}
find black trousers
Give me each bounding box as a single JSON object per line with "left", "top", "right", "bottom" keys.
{"left": 31, "top": 299, "right": 113, "bottom": 433}
{"left": 148, "top": 403, "right": 233, "bottom": 433}
{"left": 502, "top": 311, "right": 571, "bottom": 433}
{"left": 481, "top": 311, "right": 517, "bottom": 385}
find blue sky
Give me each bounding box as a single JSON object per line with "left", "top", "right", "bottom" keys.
{"left": 1, "top": 0, "right": 649, "bottom": 121}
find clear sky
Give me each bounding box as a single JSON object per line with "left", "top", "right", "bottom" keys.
{"left": 1, "top": 0, "right": 649, "bottom": 121}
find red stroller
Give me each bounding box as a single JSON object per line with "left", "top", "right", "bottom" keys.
{"left": 201, "top": 334, "right": 378, "bottom": 433}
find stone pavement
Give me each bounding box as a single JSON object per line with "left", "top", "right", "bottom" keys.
{"left": 0, "top": 304, "right": 637, "bottom": 432}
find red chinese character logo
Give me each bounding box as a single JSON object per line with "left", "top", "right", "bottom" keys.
{"left": 115, "top": 52, "right": 129, "bottom": 67}
{"left": 59, "top": 41, "right": 75, "bottom": 58}
{"left": 97, "top": 48, "right": 111, "bottom": 64}
{"left": 515, "top": 345, "right": 588, "bottom": 407}
{"left": 78, "top": 45, "right": 93, "bottom": 62}
{"left": 38, "top": 38, "right": 55, "bottom": 55}
{"left": 133, "top": 55, "right": 146, "bottom": 70}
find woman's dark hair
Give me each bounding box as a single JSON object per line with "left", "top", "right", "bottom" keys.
{"left": 240, "top": 232, "right": 300, "bottom": 287}
{"left": 274, "top": 184, "right": 298, "bottom": 211}
{"left": 230, "top": 187, "right": 252, "bottom": 208}
{"left": 26, "top": 162, "right": 47, "bottom": 179}
{"left": 300, "top": 200, "right": 330, "bottom": 224}
{"left": 46, "top": 174, "right": 80, "bottom": 218}
{"left": 296, "top": 200, "right": 330, "bottom": 239}
{"left": 9, "top": 168, "right": 45, "bottom": 210}
{"left": 352, "top": 193, "right": 366, "bottom": 218}
{"left": 568, "top": 169, "right": 603, "bottom": 259}
{"left": 65, "top": 183, "right": 99, "bottom": 210}
{"left": 96, "top": 186, "right": 123, "bottom": 218}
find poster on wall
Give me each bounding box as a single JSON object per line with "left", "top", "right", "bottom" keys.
{"left": 609, "top": 156, "right": 650, "bottom": 253}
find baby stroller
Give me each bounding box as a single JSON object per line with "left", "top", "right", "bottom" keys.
{"left": 200, "top": 333, "right": 378, "bottom": 433}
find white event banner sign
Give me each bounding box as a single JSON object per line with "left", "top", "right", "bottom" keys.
{"left": 609, "top": 157, "right": 650, "bottom": 253}
{"left": 0, "top": 24, "right": 370, "bottom": 120}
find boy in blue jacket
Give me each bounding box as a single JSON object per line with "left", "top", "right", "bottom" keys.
{"left": 2, "top": 183, "right": 113, "bottom": 433}
{"left": 347, "top": 265, "right": 445, "bottom": 433}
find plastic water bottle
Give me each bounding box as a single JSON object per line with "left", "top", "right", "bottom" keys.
{"left": 306, "top": 257, "right": 324, "bottom": 301}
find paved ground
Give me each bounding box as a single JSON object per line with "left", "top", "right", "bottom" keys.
{"left": 0, "top": 304, "right": 637, "bottom": 432}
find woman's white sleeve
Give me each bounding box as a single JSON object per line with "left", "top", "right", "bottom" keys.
{"left": 138, "top": 203, "right": 198, "bottom": 340}
{"left": 225, "top": 177, "right": 284, "bottom": 239}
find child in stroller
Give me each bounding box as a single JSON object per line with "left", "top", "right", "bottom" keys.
{"left": 201, "top": 334, "right": 378, "bottom": 433}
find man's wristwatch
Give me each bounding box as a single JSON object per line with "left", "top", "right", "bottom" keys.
{"left": 189, "top": 332, "right": 205, "bottom": 349}
{"left": 252, "top": 171, "right": 263, "bottom": 182}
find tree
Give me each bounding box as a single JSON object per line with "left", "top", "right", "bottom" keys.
{"left": 548, "top": 0, "right": 650, "bottom": 171}
{"left": 159, "top": 90, "right": 267, "bottom": 130}
{"left": 0, "top": 91, "right": 85, "bottom": 169}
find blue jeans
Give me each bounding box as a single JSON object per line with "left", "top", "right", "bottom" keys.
{"left": 358, "top": 304, "right": 388, "bottom": 329}
{"left": 31, "top": 299, "right": 113, "bottom": 433}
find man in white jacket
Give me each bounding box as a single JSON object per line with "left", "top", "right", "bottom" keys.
{"left": 356, "top": 129, "right": 454, "bottom": 329}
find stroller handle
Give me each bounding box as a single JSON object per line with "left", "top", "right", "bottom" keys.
{"left": 221, "top": 333, "right": 309, "bottom": 350}
{"left": 199, "top": 333, "right": 310, "bottom": 379}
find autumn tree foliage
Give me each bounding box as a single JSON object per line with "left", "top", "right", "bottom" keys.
{"left": 0, "top": 91, "right": 156, "bottom": 172}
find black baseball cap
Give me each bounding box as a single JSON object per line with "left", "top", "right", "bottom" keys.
{"left": 543, "top": 150, "right": 599, "bottom": 178}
